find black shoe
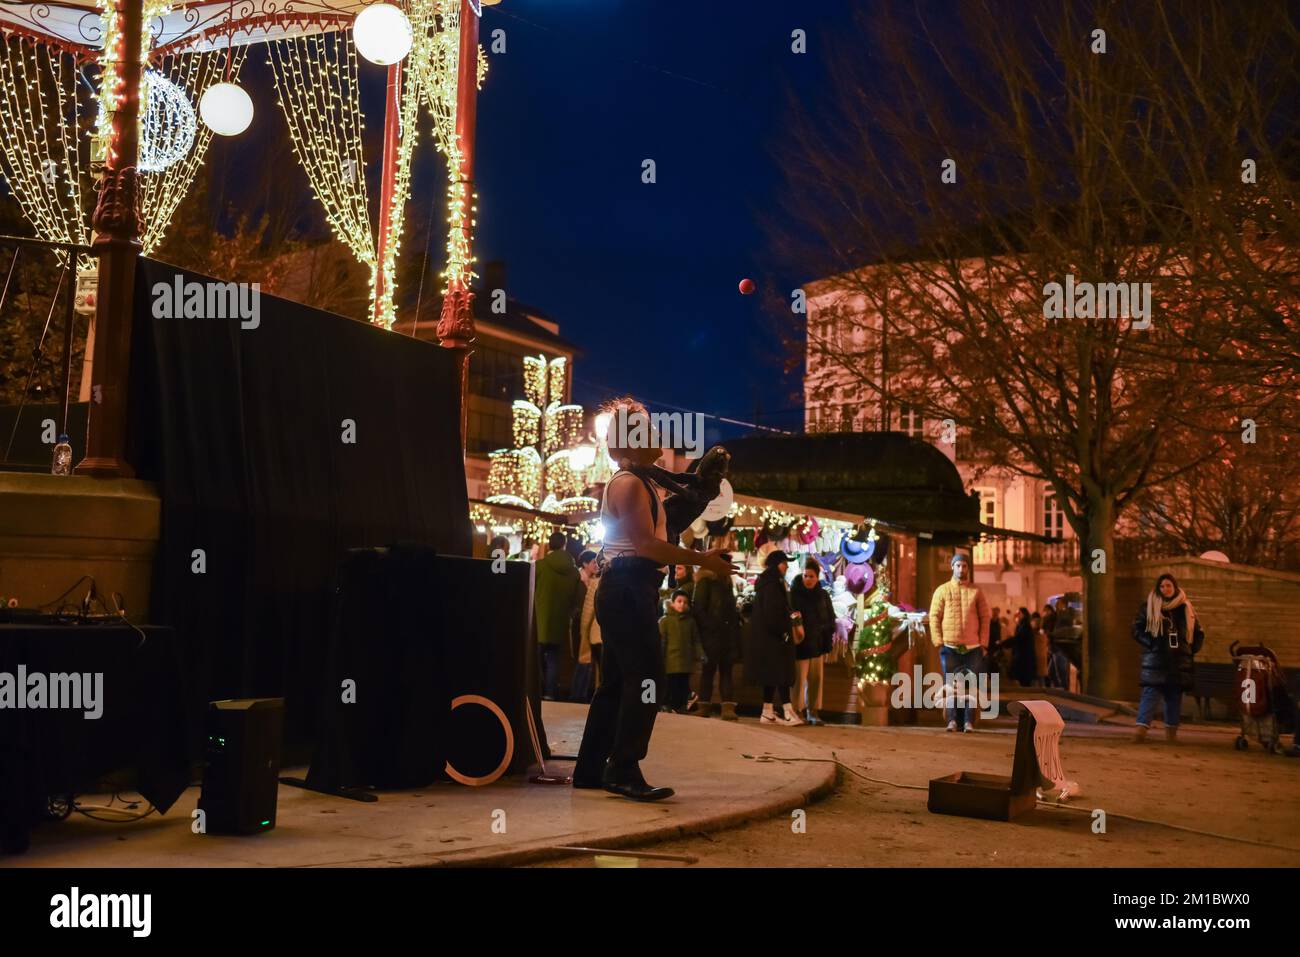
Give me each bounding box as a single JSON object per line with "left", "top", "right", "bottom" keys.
{"left": 604, "top": 780, "right": 675, "bottom": 801}
{"left": 572, "top": 776, "right": 605, "bottom": 789}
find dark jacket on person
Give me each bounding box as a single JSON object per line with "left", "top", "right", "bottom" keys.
{"left": 692, "top": 569, "right": 741, "bottom": 663}
{"left": 745, "top": 567, "right": 796, "bottom": 687}
{"left": 1131, "top": 602, "right": 1205, "bottom": 690}
{"left": 659, "top": 606, "right": 702, "bottom": 675}
{"left": 1011, "top": 619, "right": 1036, "bottom": 685}
{"left": 535, "top": 548, "right": 581, "bottom": 646}
{"left": 788, "top": 577, "right": 836, "bottom": 660}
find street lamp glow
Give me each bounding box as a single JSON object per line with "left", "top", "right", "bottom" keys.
{"left": 594, "top": 412, "right": 612, "bottom": 441}
{"left": 570, "top": 444, "right": 597, "bottom": 471}
{"left": 199, "top": 82, "right": 253, "bottom": 136}
{"left": 354, "top": 4, "right": 413, "bottom": 65}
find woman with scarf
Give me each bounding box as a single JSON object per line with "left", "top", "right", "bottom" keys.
{"left": 1131, "top": 572, "right": 1205, "bottom": 743}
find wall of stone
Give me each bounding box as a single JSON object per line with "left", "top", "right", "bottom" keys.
{"left": 1109, "top": 557, "right": 1300, "bottom": 700}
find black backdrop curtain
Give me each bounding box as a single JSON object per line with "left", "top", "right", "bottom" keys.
{"left": 126, "top": 259, "right": 472, "bottom": 758}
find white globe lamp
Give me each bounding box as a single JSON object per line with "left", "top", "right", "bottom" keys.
{"left": 199, "top": 82, "right": 253, "bottom": 136}
{"left": 354, "top": 3, "right": 413, "bottom": 65}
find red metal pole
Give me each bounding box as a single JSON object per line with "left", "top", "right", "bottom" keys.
{"left": 437, "top": 0, "right": 480, "bottom": 453}
{"left": 373, "top": 60, "right": 402, "bottom": 325}
{"left": 76, "top": 0, "right": 144, "bottom": 477}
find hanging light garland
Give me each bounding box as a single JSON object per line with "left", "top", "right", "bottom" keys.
{"left": 268, "top": 28, "right": 378, "bottom": 305}
{"left": 511, "top": 399, "right": 542, "bottom": 448}
{"left": 0, "top": 3, "right": 240, "bottom": 262}
{"left": 373, "top": 15, "right": 425, "bottom": 328}
{"left": 411, "top": 0, "right": 483, "bottom": 302}
{"left": 0, "top": 34, "right": 91, "bottom": 259}
{"left": 140, "top": 44, "right": 245, "bottom": 254}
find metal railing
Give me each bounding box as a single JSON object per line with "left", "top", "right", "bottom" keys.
{"left": 973, "top": 537, "right": 1082, "bottom": 568}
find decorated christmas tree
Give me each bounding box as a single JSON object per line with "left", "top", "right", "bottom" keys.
{"left": 852, "top": 569, "right": 912, "bottom": 686}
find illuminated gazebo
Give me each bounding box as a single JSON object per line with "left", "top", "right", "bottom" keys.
{"left": 0, "top": 0, "right": 490, "bottom": 476}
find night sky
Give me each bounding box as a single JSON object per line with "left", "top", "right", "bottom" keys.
{"left": 470, "top": 0, "right": 858, "bottom": 441}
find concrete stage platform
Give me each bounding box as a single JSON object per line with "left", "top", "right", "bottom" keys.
{"left": 3, "top": 703, "right": 836, "bottom": 868}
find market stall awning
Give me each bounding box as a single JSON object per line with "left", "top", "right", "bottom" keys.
{"left": 723, "top": 431, "right": 983, "bottom": 538}
{"left": 730, "top": 491, "right": 863, "bottom": 527}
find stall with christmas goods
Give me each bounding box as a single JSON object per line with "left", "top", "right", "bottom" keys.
{"left": 719, "top": 430, "right": 1002, "bottom": 724}
{"left": 677, "top": 482, "right": 927, "bottom": 723}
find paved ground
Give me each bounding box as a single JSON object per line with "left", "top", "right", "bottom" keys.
{"left": 534, "top": 716, "right": 1300, "bottom": 868}
{"left": 8, "top": 703, "right": 1297, "bottom": 869}
{"left": 2, "top": 703, "right": 834, "bottom": 868}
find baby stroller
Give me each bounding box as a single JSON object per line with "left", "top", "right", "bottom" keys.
{"left": 1229, "top": 641, "right": 1292, "bottom": 753}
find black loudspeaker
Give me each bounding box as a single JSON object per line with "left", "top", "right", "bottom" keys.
{"left": 302, "top": 545, "right": 538, "bottom": 796}
{"left": 199, "top": 698, "right": 284, "bottom": 835}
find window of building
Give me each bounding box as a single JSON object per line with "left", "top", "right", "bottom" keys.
{"left": 896, "top": 403, "right": 923, "bottom": 437}
{"left": 975, "top": 487, "right": 997, "bottom": 527}
{"left": 466, "top": 406, "right": 513, "bottom": 454}
{"left": 1043, "top": 491, "right": 1065, "bottom": 538}
{"left": 469, "top": 343, "right": 539, "bottom": 401}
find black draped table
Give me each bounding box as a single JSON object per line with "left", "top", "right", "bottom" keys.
{"left": 0, "top": 623, "right": 192, "bottom": 853}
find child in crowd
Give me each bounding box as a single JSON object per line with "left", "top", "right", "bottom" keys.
{"left": 659, "top": 588, "right": 701, "bottom": 713}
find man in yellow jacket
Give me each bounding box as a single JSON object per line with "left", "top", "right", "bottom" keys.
{"left": 929, "top": 552, "right": 990, "bottom": 732}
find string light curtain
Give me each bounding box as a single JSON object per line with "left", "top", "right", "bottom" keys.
{"left": 268, "top": 28, "right": 378, "bottom": 306}
{"left": 374, "top": 11, "right": 424, "bottom": 328}
{"left": 140, "top": 45, "right": 246, "bottom": 254}
{"left": 0, "top": 35, "right": 92, "bottom": 257}
{"left": 411, "top": 0, "right": 481, "bottom": 303}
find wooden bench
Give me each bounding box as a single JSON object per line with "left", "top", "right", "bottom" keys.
{"left": 1193, "top": 662, "right": 1300, "bottom": 726}
{"left": 1192, "top": 663, "right": 1238, "bottom": 720}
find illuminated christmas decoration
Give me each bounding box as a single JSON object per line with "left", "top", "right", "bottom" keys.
{"left": 511, "top": 399, "right": 541, "bottom": 448}
{"left": 0, "top": 33, "right": 91, "bottom": 258}
{"left": 522, "top": 355, "right": 547, "bottom": 407}
{"left": 354, "top": 3, "right": 413, "bottom": 65}
{"left": 141, "top": 47, "right": 246, "bottom": 253}
{"left": 0, "top": 0, "right": 484, "bottom": 331}
{"left": 487, "top": 353, "right": 599, "bottom": 518}
{"left": 544, "top": 450, "right": 582, "bottom": 501}
{"left": 0, "top": 6, "right": 242, "bottom": 260}
{"left": 544, "top": 404, "right": 584, "bottom": 458}
{"left": 140, "top": 69, "right": 196, "bottom": 167}
{"left": 268, "top": 29, "right": 377, "bottom": 309}
{"left": 198, "top": 80, "right": 251, "bottom": 136}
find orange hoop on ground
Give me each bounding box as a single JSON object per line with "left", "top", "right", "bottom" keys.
{"left": 444, "top": 694, "right": 513, "bottom": 786}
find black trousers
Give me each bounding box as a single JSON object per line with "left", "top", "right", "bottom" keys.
{"left": 574, "top": 560, "right": 665, "bottom": 782}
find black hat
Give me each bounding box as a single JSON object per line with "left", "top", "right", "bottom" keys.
{"left": 764, "top": 549, "right": 791, "bottom": 568}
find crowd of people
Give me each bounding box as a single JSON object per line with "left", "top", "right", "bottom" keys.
{"left": 986, "top": 600, "right": 1078, "bottom": 691}
{"left": 521, "top": 533, "right": 1118, "bottom": 726}
{"left": 522, "top": 528, "right": 1280, "bottom": 753}
{"left": 523, "top": 531, "right": 833, "bottom": 729}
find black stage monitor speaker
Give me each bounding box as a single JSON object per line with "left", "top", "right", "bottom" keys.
{"left": 199, "top": 697, "right": 285, "bottom": 835}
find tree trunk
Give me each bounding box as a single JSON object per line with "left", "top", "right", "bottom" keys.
{"left": 1081, "top": 494, "right": 1121, "bottom": 698}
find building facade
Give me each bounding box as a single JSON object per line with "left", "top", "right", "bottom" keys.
{"left": 804, "top": 281, "right": 1082, "bottom": 613}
